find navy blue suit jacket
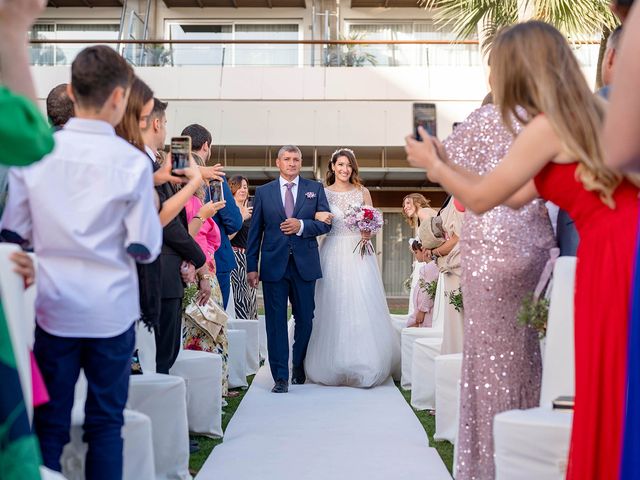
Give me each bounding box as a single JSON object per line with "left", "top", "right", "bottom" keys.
{"left": 246, "top": 177, "right": 331, "bottom": 282}
{"left": 213, "top": 178, "right": 243, "bottom": 274}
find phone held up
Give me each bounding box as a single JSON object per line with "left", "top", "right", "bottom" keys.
{"left": 171, "top": 136, "right": 191, "bottom": 175}
{"left": 413, "top": 103, "right": 437, "bottom": 142}
{"left": 210, "top": 180, "right": 225, "bottom": 203}
{"left": 247, "top": 195, "right": 255, "bottom": 209}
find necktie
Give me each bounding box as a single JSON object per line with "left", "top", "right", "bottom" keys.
{"left": 284, "top": 182, "right": 295, "bottom": 218}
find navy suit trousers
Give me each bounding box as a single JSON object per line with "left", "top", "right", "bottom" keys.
{"left": 262, "top": 255, "right": 316, "bottom": 382}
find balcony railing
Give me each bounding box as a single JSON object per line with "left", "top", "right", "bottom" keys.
{"left": 28, "top": 39, "right": 601, "bottom": 68}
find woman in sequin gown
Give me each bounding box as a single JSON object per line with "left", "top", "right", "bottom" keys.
{"left": 444, "top": 104, "right": 555, "bottom": 479}
{"left": 405, "top": 22, "right": 639, "bottom": 479}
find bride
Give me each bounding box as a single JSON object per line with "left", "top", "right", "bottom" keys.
{"left": 305, "top": 148, "right": 399, "bottom": 388}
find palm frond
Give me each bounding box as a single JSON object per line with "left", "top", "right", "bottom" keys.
{"left": 422, "top": 0, "right": 617, "bottom": 52}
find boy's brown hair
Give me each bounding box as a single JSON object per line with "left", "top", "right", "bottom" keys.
{"left": 71, "top": 46, "right": 133, "bottom": 110}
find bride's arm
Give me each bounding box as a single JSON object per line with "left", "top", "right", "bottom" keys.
{"left": 362, "top": 187, "right": 373, "bottom": 206}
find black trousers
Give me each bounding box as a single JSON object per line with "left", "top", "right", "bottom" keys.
{"left": 154, "top": 297, "right": 183, "bottom": 374}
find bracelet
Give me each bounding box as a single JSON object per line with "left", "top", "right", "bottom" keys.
{"left": 199, "top": 274, "right": 213, "bottom": 282}
{"left": 193, "top": 216, "right": 203, "bottom": 223}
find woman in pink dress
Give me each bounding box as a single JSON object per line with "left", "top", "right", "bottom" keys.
{"left": 182, "top": 185, "right": 233, "bottom": 395}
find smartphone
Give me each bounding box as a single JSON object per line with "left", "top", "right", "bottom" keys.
{"left": 171, "top": 136, "right": 191, "bottom": 174}
{"left": 210, "top": 180, "right": 224, "bottom": 203}
{"left": 247, "top": 195, "right": 255, "bottom": 208}
{"left": 413, "top": 103, "right": 437, "bottom": 142}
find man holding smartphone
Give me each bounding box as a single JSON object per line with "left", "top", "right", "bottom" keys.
{"left": 181, "top": 124, "right": 242, "bottom": 308}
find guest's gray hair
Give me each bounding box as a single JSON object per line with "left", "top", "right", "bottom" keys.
{"left": 278, "top": 145, "right": 302, "bottom": 159}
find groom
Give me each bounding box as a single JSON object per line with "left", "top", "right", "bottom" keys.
{"left": 247, "top": 145, "right": 331, "bottom": 393}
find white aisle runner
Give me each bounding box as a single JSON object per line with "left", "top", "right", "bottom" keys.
{"left": 196, "top": 367, "right": 452, "bottom": 480}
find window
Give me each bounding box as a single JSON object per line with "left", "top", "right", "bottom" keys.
{"left": 166, "top": 21, "right": 300, "bottom": 67}
{"left": 345, "top": 21, "right": 481, "bottom": 67}
{"left": 29, "top": 23, "right": 119, "bottom": 66}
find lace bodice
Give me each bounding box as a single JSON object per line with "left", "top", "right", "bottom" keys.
{"left": 325, "top": 188, "right": 364, "bottom": 237}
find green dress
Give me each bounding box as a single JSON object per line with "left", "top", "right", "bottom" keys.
{"left": 0, "top": 87, "right": 54, "bottom": 480}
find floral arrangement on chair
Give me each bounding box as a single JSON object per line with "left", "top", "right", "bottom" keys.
{"left": 446, "top": 287, "right": 464, "bottom": 312}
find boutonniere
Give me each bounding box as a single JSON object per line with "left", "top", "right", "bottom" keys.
{"left": 305, "top": 192, "right": 317, "bottom": 199}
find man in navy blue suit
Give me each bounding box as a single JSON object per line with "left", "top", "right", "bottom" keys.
{"left": 247, "top": 145, "right": 331, "bottom": 393}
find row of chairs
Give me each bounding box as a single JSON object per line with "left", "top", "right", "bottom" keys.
{"left": 0, "top": 244, "right": 266, "bottom": 480}
{"left": 395, "top": 258, "right": 576, "bottom": 479}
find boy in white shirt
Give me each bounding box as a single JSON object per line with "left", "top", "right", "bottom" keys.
{"left": 1, "top": 46, "right": 162, "bottom": 479}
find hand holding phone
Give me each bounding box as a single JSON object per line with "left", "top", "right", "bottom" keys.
{"left": 413, "top": 103, "right": 437, "bottom": 142}
{"left": 209, "top": 180, "right": 224, "bottom": 203}
{"left": 171, "top": 136, "right": 191, "bottom": 176}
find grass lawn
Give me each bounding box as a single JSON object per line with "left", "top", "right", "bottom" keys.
{"left": 187, "top": 301, "right": 454, "bottom": 476}
{"left": 188, "top": 375, "right": 255, "bottom": 474}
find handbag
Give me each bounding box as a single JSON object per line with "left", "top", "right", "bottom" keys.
{"left": 418, "top": 208, "right": 445, "bottom": 249}
{"left": 184, "top": 297, "right": 228, "bottom": 342}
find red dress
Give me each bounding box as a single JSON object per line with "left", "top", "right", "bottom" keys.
{"left": 534, "top": 163, "right": 639, "bottom": 479}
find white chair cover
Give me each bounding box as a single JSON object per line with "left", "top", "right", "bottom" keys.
{"left": 170, "top": 349, "right": 223, "bottom": 437}
{"left": 409, "top": 337, "right": 441, "bottom": 410}
{"left": 400, "top": 276, "right": 445, "bottom": 389}
{"left": 227, "top": 329, "right": 248, "bottom": 388}
{"left": 128, "top": 373, "right": 191, "bottom": 480}
{"left": 494, "top": 408, "right": 572, "bottom": 480}
{"left": 226, "top": 283, "right": 237, "bottom": 319}
{"left": 0, "top": 243, "right": 32, "bottom": 419}
{"left": 434, "top": 353, "right": 462, "bottom": 443}
{"left": 60, "top": 408, "right": 156, "bottom": 480}
{"left": 258, "top": 314, "right": 268, "bottom": 361}
{"left": 228, "top": 318, "right": 260, "bottom": 375}
{"left": 540, "top": 257, "right": 577, "bottom": 406}
{"left": 493, "top": 257, "right": 577, "bottom": 480}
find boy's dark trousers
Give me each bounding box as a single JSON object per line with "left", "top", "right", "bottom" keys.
{"left": 33, "top": 324, "right": 135, "bottom": 480}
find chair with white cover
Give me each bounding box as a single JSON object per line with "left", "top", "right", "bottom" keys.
{"left": 228, "top": 318, "right": 260, "bottom": 375}
{"left": 0, "top": 243, "right": 33, "bottom": 419}
{"left": 227, "top": 328, "right": 248, "bottom": 388}
{"left": 61, "top": 403, "right": 156, "bottom": 480}
{"left": 170, "top": 348, "right": 223, "bottom": 437}
{"left": 409, "top": 337, "right": 441, "bottom": 410}
{"left": 434, "top": 353, "right": 463, "bottom": 443}
{"left": 258, "top": 314, "right": 268, "bottom": 362}
{"left": 130, "top": 323, "right": 192, "bottom": 479}
{"left": 400, "top": 273, "right": 446, "bottom": 390}
{"left": 493, "top": 256, "right": 576, "bottom": 480}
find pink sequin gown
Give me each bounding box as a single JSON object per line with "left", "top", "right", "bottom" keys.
{"left": 446, "top": 105, "right": 556, "bottom": 479}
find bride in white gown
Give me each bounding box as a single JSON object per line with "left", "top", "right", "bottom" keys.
{"left": 305, "top": 149, "right": 400, "bottom": 388}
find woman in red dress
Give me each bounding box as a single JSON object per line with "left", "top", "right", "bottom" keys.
{"left": 405, "top": 21, "right": 639, "bottom": 479}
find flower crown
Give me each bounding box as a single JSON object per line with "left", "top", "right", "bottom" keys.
{"left": 331, "top": 147, "right": 356, "bottom": 161}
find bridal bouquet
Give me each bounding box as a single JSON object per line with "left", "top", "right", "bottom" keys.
{"left": 344, "top": 204, "right": 384, "bottom": 257}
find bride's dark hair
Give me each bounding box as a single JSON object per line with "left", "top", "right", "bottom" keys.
{"left": 325, "top": 148, "right": 362, "bottom": 187}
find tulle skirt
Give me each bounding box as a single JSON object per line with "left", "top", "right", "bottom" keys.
{"left": 305, "top": 234, "right": 400, "bottom": 388}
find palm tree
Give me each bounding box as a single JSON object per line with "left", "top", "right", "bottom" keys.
{"left": 421, "top": 0, "right": 618, "bottom": 87}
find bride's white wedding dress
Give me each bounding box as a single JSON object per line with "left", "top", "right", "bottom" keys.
{"left": 305, "top": 187, "right": 400, "bottom": 388}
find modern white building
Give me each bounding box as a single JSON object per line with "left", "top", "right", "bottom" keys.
{"left": 32, "top": 0, "right": 599, "bottom": 295}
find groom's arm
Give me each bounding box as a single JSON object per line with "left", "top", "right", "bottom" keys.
{"left": 246, "top": 187, "right": 265, "bottom": 275}
{"left": 302, "top": 186, "right": 332, "bottom": 238}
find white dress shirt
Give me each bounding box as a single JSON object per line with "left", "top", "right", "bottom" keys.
{"left": 1, "top": 118, "right": 162, "bottom": 338}
{"left": 278, "top": 175, "right": 304, "bottom": 236}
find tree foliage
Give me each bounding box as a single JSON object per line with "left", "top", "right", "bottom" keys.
{"left": 421, "top": 0, "right": 617, "bottom": 53}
